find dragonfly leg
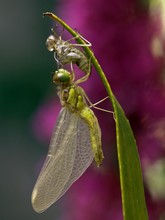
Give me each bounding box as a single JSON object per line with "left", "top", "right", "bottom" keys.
{"left": 78, "top": 87, "right": 113, "bottom": 114}
{"left": 70, "top": 62, "right": 75, "bottom": 81}
{"left": 65, "top": 33, "right": 92, "bottom": 47}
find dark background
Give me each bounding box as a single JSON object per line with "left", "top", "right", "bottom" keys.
{"left": 0, "top": 1, "right": 62, "bottom": 219}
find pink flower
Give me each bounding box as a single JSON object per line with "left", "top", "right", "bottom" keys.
{"left": 61, "top": 168, "right": 122, "bottom": 220}
{"left": 32, "top": 99, "right": 60, "bottom": 143}
{"left": 57, "top": 0, "right": 165, "bottom": 219}
{"left": 32, "top": 0, "right": 165, "bottom": 218}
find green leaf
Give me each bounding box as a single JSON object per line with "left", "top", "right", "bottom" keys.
{"left": 112, "top": 95, "right": 148, "bottom": 219}
{"left": 43, "top": 12, "right": 149, "bottom": 220}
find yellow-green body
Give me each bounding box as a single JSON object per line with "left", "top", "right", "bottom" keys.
{"left": 60, "top": 84, "right": 104, "bottom": 166}
{"left": 32, "top": 69, "right": 104, "bottom": 213}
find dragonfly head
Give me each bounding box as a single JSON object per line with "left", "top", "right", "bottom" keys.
{"left": 53, "top": 69, "right": 72, "bottom": 85}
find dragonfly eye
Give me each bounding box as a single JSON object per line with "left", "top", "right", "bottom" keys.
{"left": 46, "top": 35, "right": 57, "bottom": 51}
{"left": 53, "top": 69, "right": 71, "bottom": 84}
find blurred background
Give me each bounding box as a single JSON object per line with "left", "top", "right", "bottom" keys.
{"left": 1, "top": 0, "right": 165, "bottom": 220}
{"left": 0, "top": 1, "right": 62, "bottom": 220}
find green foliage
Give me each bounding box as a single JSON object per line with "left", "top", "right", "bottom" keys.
{"left": 112, "top": 96, "right": 148, "bottom": 219}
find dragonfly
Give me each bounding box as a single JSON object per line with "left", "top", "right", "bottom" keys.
{"left": 31, "top": 68, "right": 104, "bottom": 213}
{"left": 46, "top": 30, "right": 92, "bottom": 83}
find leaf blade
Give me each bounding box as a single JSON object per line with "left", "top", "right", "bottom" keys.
{"left": 112, "top": 95, "right": 148, "bottom": 220}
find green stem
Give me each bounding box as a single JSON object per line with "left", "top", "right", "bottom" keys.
{"left": 43, "top": 12, "right": 148, "bottom": 220}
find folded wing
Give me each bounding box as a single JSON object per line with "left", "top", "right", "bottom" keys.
{"left": 31, "top": 108, "right": 94, "bottom": 212}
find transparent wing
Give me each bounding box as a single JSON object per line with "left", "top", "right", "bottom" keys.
{"left": 31, "top": 107, "right": 94, "bottom": 213}
{"left": 53, "top": 114, "right": 94, "bottom": 202}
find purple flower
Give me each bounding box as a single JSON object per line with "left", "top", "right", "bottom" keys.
{"left": 57, "top": 0, "right": 165, "bottom": 219}
{"left": 32, "top": 0, "right": 165, "bottom": 218}
{"left": 61, "top": 168, "right": 122, "bottom": 220}
{"left": 32, "top": 99, "right": 60, "bottom": 143}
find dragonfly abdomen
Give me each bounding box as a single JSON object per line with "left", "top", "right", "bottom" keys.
{"left": 79, "top": 106, "right": 104, "bottom": 167}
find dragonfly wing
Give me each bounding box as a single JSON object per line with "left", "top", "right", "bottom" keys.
{"left": 54, "top": 114, "right": 94, "bottom": 202}
{"left": 32, "top": 108, "right": 77, "bottom": 212}
{"left": 31, "top": 108, "right": 93, "bottom": 213}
